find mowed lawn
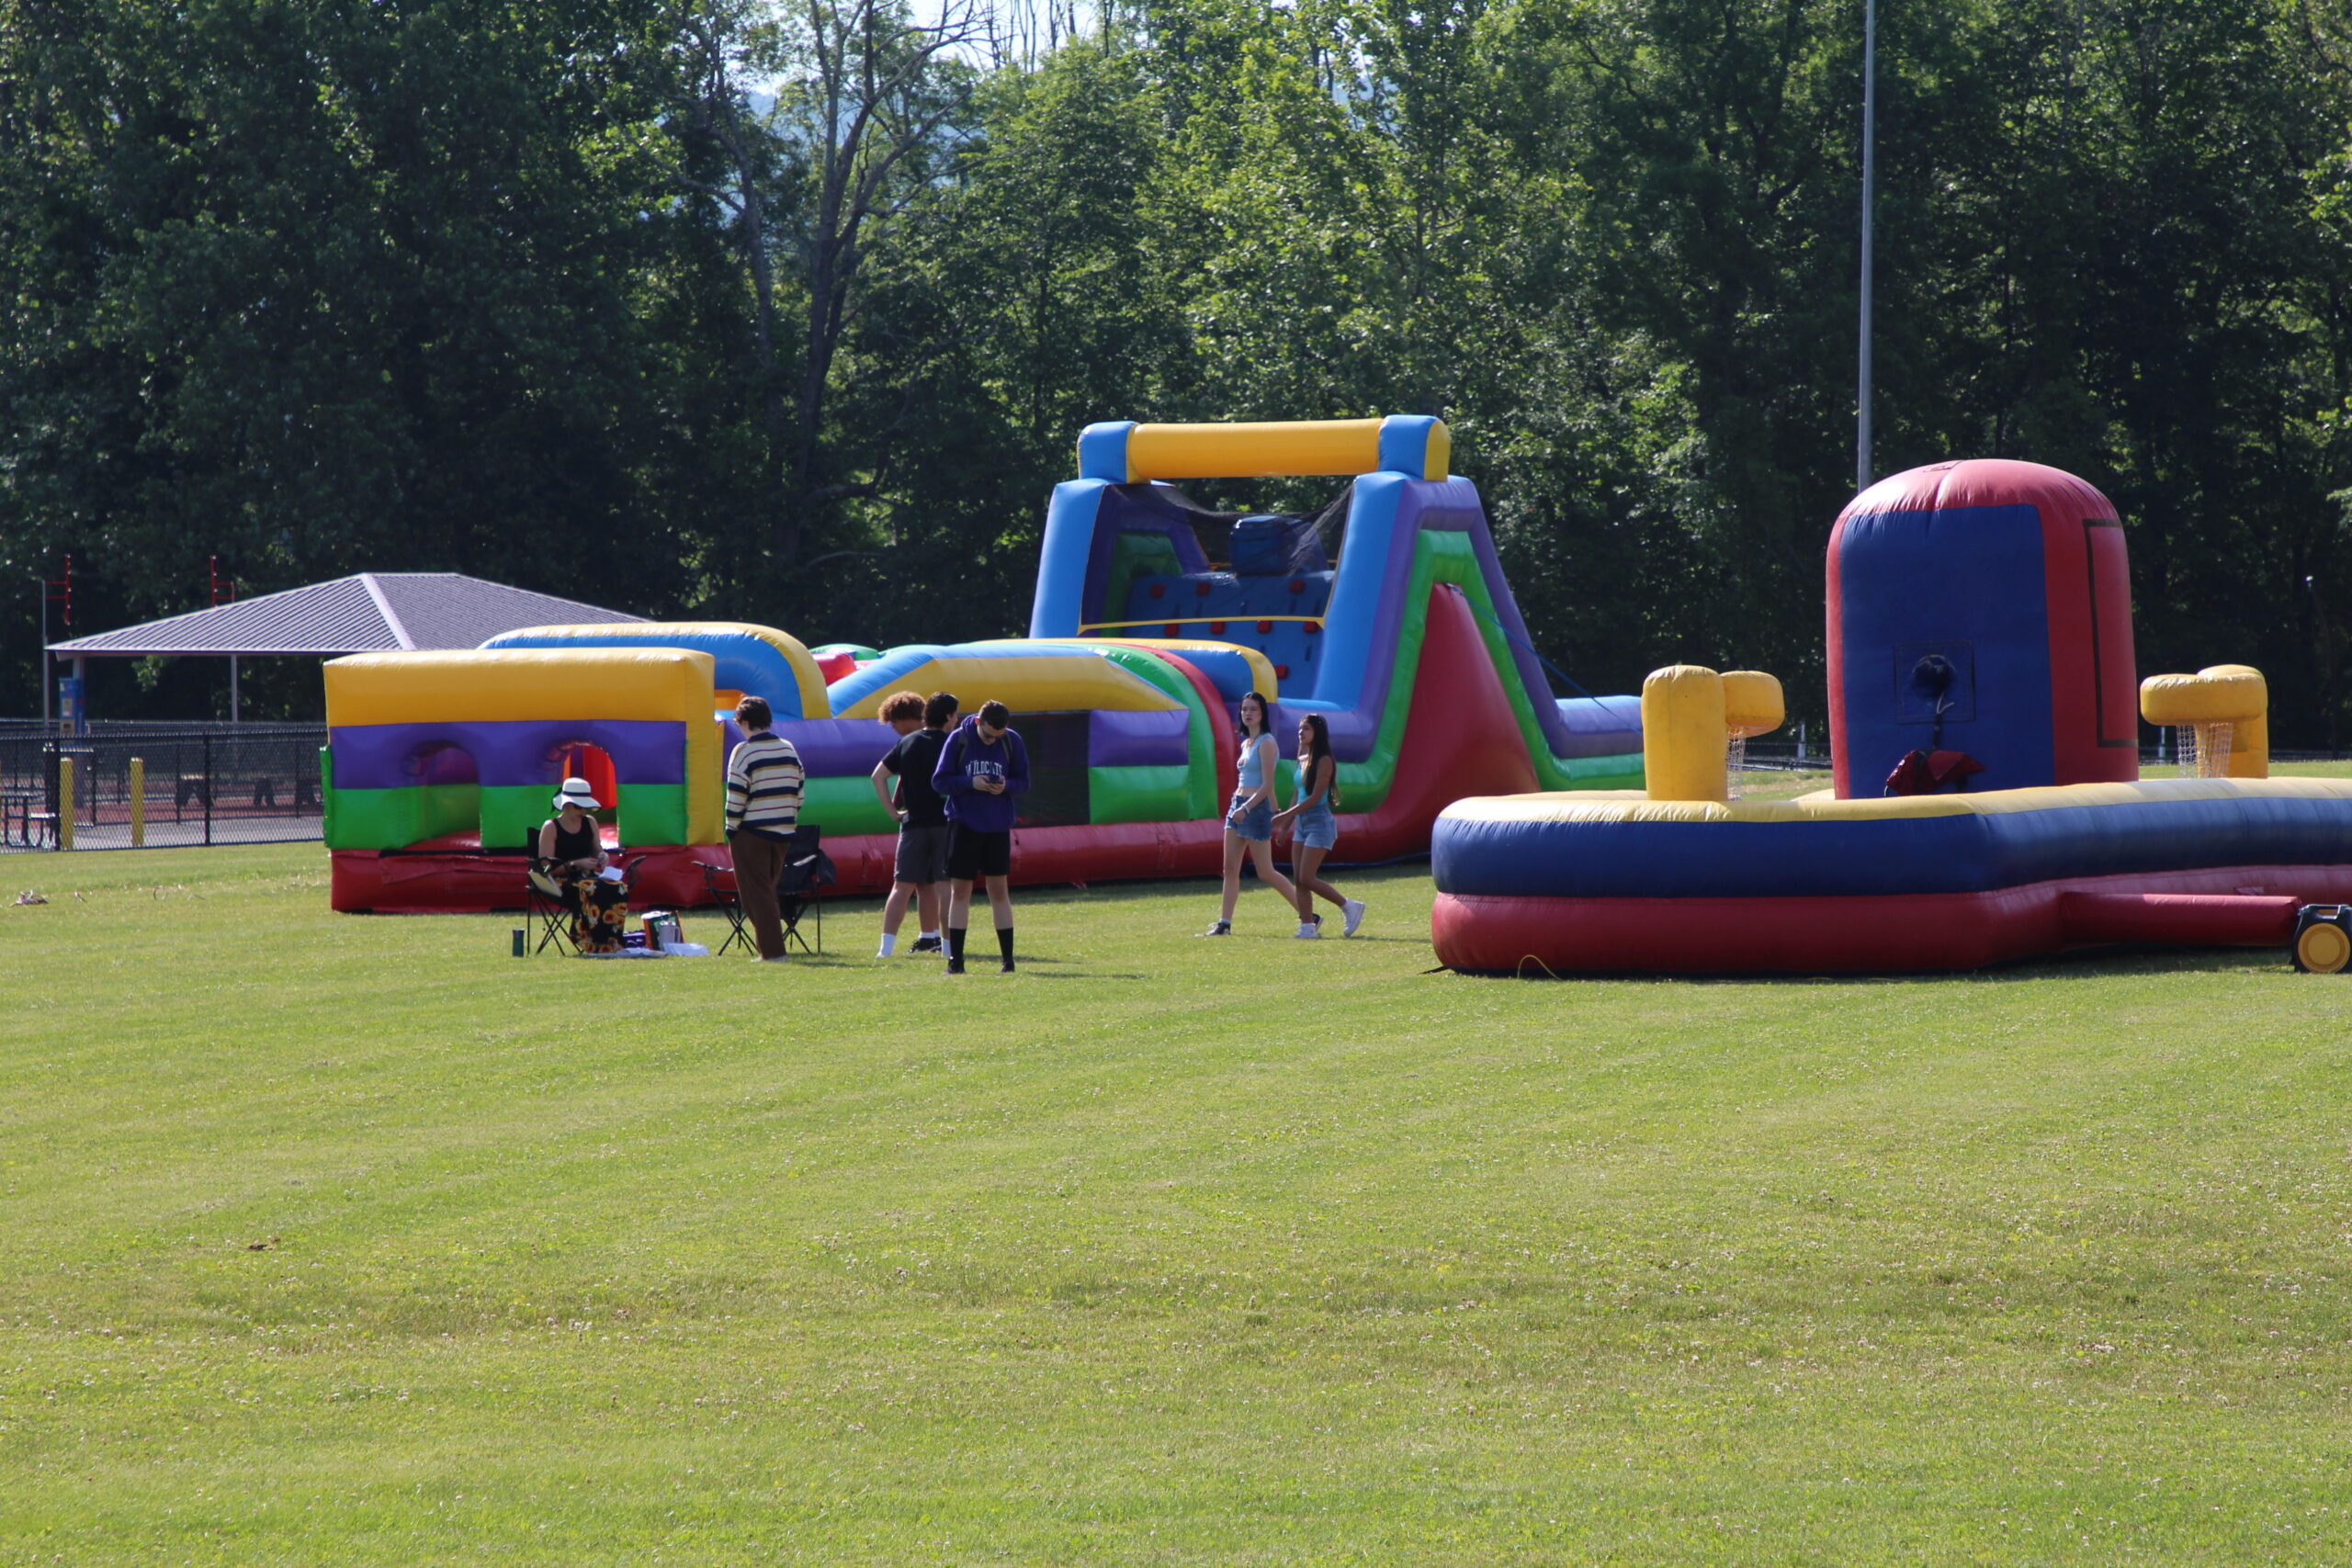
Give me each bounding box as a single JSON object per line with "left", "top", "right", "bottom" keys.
{"left": 5, "top": 841, "right": 2351, "bottom": 1564}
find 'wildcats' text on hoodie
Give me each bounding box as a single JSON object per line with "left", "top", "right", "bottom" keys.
{"left": 931, "top": 716, "right": 1030, "bottom": 833}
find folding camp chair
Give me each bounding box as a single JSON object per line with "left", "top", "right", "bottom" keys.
{"left": 697, "top": 859, "right": 754, "bottom": 957}
{"left": 694, "top": 835, "right": 830, "bottom": 956}
{"left": 533, "top": 854, "right": 647, "bottom": 955}
{"left": 525, "top": 863, "right": 580, "bottom": 956}
{"left": 775, "top": 824, "right": 837, "bottom": 956}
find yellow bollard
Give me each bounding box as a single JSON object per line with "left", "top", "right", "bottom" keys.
{"left": 1642, "top": 665, "right": 1730, "bottom": 803}
{"left": 57, "top": 756, "right": 74, "bottom": 851}
{"left": 130, "top": 757, "right": 145, "bottom": 848}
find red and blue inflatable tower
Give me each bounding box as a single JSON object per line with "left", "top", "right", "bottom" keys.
{"left": 1826, "top": 458, "right": 2139, "bottom": 797}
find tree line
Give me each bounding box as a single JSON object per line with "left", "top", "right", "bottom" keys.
{"left": 5, "top": 0, "right": 2351, "bottom": 742}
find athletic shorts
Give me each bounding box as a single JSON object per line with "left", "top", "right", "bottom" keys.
{"left": 894, "top": 822, "right": 951, "bottom": 886}
{"left": 1225, "top": 790, "right": 1273, "bottom": 842}
{"left": 1292, "top": 799, "right": 1338, "bottom": 850}
{"left": 947, "top": 824, "right": 1012, "bottom": 881}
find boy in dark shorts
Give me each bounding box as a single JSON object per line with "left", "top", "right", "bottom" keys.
{"left": 869, "top": 690, "right": 957, "bottom": 956}
{"left": 931, "top": 699, "right": 1028, "bottom": 974}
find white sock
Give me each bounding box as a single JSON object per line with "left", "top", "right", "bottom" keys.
{"left": 920, "top": 930, "right": 938, "bottom": 942}
{"left": 877, "top": 932, "right": 898, "bottom": 956}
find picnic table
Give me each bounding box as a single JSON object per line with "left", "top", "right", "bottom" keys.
{"left": 1, "top": 785, "right": 55, "bottom": 848}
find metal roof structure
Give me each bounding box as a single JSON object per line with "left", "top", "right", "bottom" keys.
{"left": 47, "top": 572, "right": 645, "bottom": 658}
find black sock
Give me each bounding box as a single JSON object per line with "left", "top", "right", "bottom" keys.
{"left": 947, "top": 927, "right": 967, "bottom": 965}
{"left": 997, "top": 925, "right": 1014, "bottom": 966}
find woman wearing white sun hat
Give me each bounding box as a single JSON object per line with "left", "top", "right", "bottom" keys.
{"left": 536, "top": 777, "right": 628, "bottom": 953}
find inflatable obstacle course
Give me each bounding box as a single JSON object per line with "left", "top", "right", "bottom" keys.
{"left": 322, "top": 416, "right": 1639, "bottom": 911}
{"left": 1431, "top": 458, "right": 2352, "bottom": 974}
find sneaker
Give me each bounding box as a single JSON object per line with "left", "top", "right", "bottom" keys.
{"left": 1341, "top": 899, "right": 1366, "bottom": 937}
{"left": 945, "top": 960, "right": 966, "bottom": 976}
{"left": 1295, "top": 921, "right": 1321, "bottom": 940}
{"left": 1204, "top": 919, "right": 1231, "bottom": 937}
{"left": 760, "top": 954, "right": 790, "bottom": 964}
{"left": 1000, "top": 961, "right": 1016, "bottom": 974}
{"left": 910, "top": 936, "right": 941, "bottom": 955}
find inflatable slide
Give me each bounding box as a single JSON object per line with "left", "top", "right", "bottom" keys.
{"left": 322, "top": 415, "right": 1640, "bottom": 911}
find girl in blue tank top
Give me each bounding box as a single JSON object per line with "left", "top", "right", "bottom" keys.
{"left": 1204, "top": 691, "right": 1297, "bottom": 936}
{"left": 1272, "top": 712, "right": 1365, "bottom": 938}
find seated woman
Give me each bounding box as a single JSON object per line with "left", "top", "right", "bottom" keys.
{"left": 536, "top": 776, "right": 628, "bottom": 953}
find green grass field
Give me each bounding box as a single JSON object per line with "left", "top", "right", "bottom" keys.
{"left": 5, "top": 841, "right": 2350, "bottom": 1563}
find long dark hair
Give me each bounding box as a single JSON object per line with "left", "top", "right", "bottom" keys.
{"left": 1237, "top": 690, "right": 1272, "bottom": 742}
{"left": 1299, "top": 712, "right": 1337, "bottom": 807}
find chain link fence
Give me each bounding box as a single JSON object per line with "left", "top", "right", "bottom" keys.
{"left": 0, "top": 723, "right": 325, "bottom": 852}
{"left": 0, "top": 722, "right": 2341, "bottom": 854}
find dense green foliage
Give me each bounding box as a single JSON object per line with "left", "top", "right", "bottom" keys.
{"left": 6, "top": 0, "right": 2352, "bottom": 737}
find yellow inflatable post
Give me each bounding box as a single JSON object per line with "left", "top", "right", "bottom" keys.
{"left": 1720, "top": 671, "right": 1784, "bottom": 800}
{"left": 2198, "top": 664, "right": 2268, "bottom": 777}
{"left": 2140, "top": 667, "right": 2267, "bottom": 780}
{"left": 1643, "top": 665, "right": 1729, "bottom": 804}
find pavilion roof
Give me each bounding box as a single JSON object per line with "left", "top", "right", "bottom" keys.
{"left": 48, "top": 572, "right": 644, "bottom": 657}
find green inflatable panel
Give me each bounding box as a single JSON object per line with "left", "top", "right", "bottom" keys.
{"left": 1090, "top": 763, "right": 1193, "bottom": 825}
{"left": 798, "top": 774, "right": 898, "bottom": 838}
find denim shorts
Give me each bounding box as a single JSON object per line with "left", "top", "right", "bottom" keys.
{"left": 1292, "top": 799, "right": 1338, "bottom": 850}
{"left": 1225, "top": 790, "right": 1273, "bottom": 842}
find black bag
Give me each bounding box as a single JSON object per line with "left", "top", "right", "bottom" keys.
{"left": 776, "top": 824, "right": 836, "bottom": 900}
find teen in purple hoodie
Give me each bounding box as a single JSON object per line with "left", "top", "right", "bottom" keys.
{"left": 932, "top": 701, "right": 1029, "bottom": 973}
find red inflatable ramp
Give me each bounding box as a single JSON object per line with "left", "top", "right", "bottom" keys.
{"left": 2057, "top": 890, "right": 2301, "bottom": 947}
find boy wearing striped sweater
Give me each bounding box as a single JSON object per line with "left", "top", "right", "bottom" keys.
{"left": 725, "top": 695, "right": 805, "bottom": 961}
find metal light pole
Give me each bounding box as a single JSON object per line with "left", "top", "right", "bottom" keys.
{"left": 1855, "top": 0, "right": 1876, "bottom": 494}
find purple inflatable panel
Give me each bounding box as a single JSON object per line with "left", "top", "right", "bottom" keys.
{"left": 1088, "top": 707, "right": 1191, "bottom": 768}
{"left": 329, "top": 720, "right": 688, "bottom": 789}
{"left": 776, "top": 716, "right": 902, "bottom": 779}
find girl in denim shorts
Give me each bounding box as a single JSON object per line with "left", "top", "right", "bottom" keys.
{"left": 1204, "top": 691, "right": 1297, "bottom": 935}
{"left": 1272, "top": 712, "right": 1364, "bottom": 938}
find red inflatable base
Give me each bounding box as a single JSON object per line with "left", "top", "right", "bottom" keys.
{"left": 330, "top": 842, "right": 731, "bottom": 914}
{"left": 1430, "top": 864, "right": 2352, "bottom": 975}
{"left": 332, "top": 584, "right": 1532, "bottom": 913}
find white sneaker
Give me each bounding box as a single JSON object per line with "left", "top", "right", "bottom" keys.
{"left": 1204, "top": 919, "right": 1231, "bottom": 937}
{"left": 1341, "top": 899, "right": 1366, "bottom": 937}
{"left": 1295, "top": 921, "right": 1321, "bottom": 939}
